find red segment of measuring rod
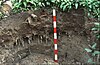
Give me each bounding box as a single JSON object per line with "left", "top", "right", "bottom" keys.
{"left": 54, "top": 50, "right": 58, "bottom": 54}
{"left": 54, "top": 60, "right": 58, "bottom": 62}
{"left": 54, "top": 28, "right": 57, "bottom": 33}
{"left": 53, "top": 16, "right": 56, "bottom": 21}
{"left": 54, "top": 39, "right": 57, "bottom": 44}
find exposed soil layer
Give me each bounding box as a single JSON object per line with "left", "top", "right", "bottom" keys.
{"left": 0, "top": 8, "right": 99, "bottom": 65}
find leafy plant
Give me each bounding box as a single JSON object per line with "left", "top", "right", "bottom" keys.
{"left": 88, "top": 58, "right": 95, "bottom": 64}
{"left": 59, "top": 0, "right": 74, "bottom": 11}
{"left": 11, "top": 0, "right": 100, "bottom": 20}
{"left": 85, "top": 43, "right": 100, "bottom": 63}
{"left": 85, "top": 44, "right": 100, "bottom": 56}
{"left": 0, "top": 12, "right": 4, "bottom": 19}
{"left": 85, "top": 22, "right": 100, "bottom": 64}
{"left": 91, "top": 22, "right": 100, "bottom": 39}
{"left": 82, "top": 0, "right": 100, "bottom": 20}
{"left": 11, "top": 0, "right": 40, "bottom": 13}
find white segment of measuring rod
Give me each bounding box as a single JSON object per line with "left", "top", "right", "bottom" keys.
{"left": 53, "top": 9, "right": 56, "bottom": 16}
{"left": 54, "top": 33, "right": 57, "bottom": 39}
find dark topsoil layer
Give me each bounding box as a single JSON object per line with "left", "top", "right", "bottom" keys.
{"left": 0, "top": 8, "right": 99, "bottom": 65}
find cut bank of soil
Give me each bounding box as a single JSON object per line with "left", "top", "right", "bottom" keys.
{"left": 0, "top": 7, "right": 99, "bottom": 65}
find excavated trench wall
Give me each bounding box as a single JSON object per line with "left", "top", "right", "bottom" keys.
{"left": 0, "top": 8, "right": 97, "bottom": 64}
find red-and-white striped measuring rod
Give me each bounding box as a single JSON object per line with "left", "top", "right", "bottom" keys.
{"left": 53, "top": 9, "right": 58, "bottom": 62}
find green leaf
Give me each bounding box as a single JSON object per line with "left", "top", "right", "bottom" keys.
{"left": 88, "top": 58, "right": 95, "bottom": 63}
{"left": 80, "top": 2, "right": 84, "bottom": 5}
{"left": 97, "top": 35, "right": 100, "bottom": 39}
{"left": 51, "top": 0, "right": 56, "bottom": 3}
{"left": 39, "top": 2, "right": 42, "bottom": 6}
{"left": 23, "top": 2, "right": 27, "bottom": 7}
{"left": 57, "top": 0, "right": 60, "bottom": 2}
{"left": 29, "top": 1, "right": 36, "bottom": 7}
{"left": 42, "top": 3, "right": 45, "bottom": 7}
{"left": 13, "top": 2, "right": 21, "bottom": 8}
{"left": 29, "top": 1, "right": 34, "bottom": 4}
{"left": 26, "top": 0, "right": 30, "bottom": 2}
{"left": 63, "top": 4, "right": 68, "bottom": 11}
{"left": 64, "top": 0, "right": 69, "bottom": 2}
{"left": 46, "top": 2, "right": 50, "bottom": 5}
{"left": 85, "top": 48, "right": 92, "bottom": 52}
{"left": 34, "top": 0, "right": 39, "bottom": 3}
{"left": 68, "top": 5, "right": 72, "bottom": 9}
{"left": 70, "top": 0, "right": 73, "bottom": 2}
{"left": 94, "top": 23, "right": 100, "bottom": 26}
{"left": 92, "top": 51, "right": 100, "bottom": 56}
{"left": 19, "top": 0, "right": 22, "bottom": 3}
{"left": 75, "top": 3, "right": 78, "bottom": 9}
{"left": 88, "top": 58, "right": 93, "bottom": 63}
{"left": 60, "top": 2, "right": 66, "bottom": 9}
{"left": 91, "top": 43, "right": 97, "bottom": 49}
{"left": 89, "top": 5, "right": 92, "bottom": 8}
{"left": 91, "top": 28, "right": 98, "bottom": 31}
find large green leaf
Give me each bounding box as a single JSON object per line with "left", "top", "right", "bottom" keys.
{"left": 75, "top": 3, "right": 78, "bottom": 9}
{"left": 51, "top": 0, "right": 56, "bottom": 3}
{"left": 26, "top": 0, "right": 30, "bottom": 2}
{"left": 57, "top": 0, "right": 60, "bottom": 2}
{"left": 23, "top": 2, "right": 27, "bottom": 7}
{"left": 60, "top": 2, "right": 66, "bottom": 9}
{"left": 85, "top": 48, "right": 92, "bottom": 52}
{"left": 46, "top": 2, "right": 50, "bottom": 5}
{"left": 97, "top": 35, "right": 100, "bottom": 39}
{"left": 88, "top": 58, "right": 95, "bottom": 64}
{"left": 91, "top": 28, "right": 98, "bottom": 31}
{"left": 19, "top": 0, "right": 22, "bottom": 3}
{"left": 64, "top": 0, "right": 69, "bottom": 2}
{"left": 94, "top": 23, "right": 100, "bottom": 26}
{"left": 42, "top": 3, "right": 45, "bottom": 7}
{"left": 91, "top": 43, "right": 97, "bottom": 49}
{"left": 13, "top": 2, "right": 21, "bottom": 8}
{"left": 92, "top": 51, "right": 100, "bottom": 56}
{"left": 29, "top": 1, "right": 36, "bottom": 7}
{"left": 39, "top": 2, "right": 42, "bottom": 6}
{"left": 63, "top": 4, "right": 68, "bottom": 11}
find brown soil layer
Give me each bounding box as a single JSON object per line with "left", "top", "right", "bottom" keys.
{"left": 0, "top": 8, "right": 99, "bottom": 65}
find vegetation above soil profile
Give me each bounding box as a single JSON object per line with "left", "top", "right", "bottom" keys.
{"left": 10, "top": 0, "right": 100, "bottom": 20}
